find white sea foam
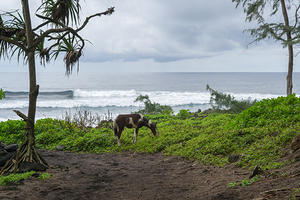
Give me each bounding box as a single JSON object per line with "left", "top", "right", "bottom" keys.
{"left": 0, "top": 89, "right": 286, "bottom": 109}
{"left": 0, "top": 117, "right": 10, "bottom": 122}
{"left": 229, "top": 93, "right": 282, "bottom": 100}
{"left": 73, "top": 89, "right": 137, "bottom": 98}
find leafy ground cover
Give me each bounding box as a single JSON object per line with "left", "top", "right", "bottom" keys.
{"left": 0, "top": 95, "right": 299, "bottom": 170}
{"left": 0, "top": 171, "right": 50, "bottom": 185}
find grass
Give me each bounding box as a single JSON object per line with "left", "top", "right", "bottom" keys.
{"left": 0, "top": 171, "right": 35, "bottom": 186}
{"left": 290, "top": 188, "right": 300, "bottom": 200}
{"left": 228, "top": 175, "right": 260, "bottom": 188}
{"left": 38, "top": 172, "right": 51, "bottom": 180}
{"left": 0, "top": 95, "right": 299, "bottom": 170}
{"left": 0, "top": 171, "right": 51, "bottom": 186}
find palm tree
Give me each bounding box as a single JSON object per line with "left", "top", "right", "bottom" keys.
{"left": 0, "top": 0, "right": 114, "bottom": 175}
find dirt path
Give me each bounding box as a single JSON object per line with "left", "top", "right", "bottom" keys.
{"left": 0, "top": 150, "right": 299, "bottom": 200}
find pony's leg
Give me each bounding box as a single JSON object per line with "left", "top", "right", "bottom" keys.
{"left": 116, "top": 127, "right": 123, "bottom": 147}
{"left": 133, "top": 128, "right": 139, "bottom": 143}
{"left": 117, "top": 136, "right": 122, "bottom": 147}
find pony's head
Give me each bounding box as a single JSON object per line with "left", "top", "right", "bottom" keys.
{"left": 148, "top": 120, "right": 158, "bottom": 136}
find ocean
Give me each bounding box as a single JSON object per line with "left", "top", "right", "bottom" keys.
{"left": 0, "top": 72, "right": 299, "bottom": 121}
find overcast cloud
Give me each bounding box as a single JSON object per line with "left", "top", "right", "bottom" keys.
{"left": 0, "top": 0, "right": 299, "bottom": 72}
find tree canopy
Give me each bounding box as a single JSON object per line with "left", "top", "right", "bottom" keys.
{"left": 0, "top": 0, "right": 114, "bottom": 175}
{"left": 232, "top": 0, "right": 300, "bottom": 95}
{"left": 232, "top": 0, "right": 300, "bottom": 46}
{"left": 0, "top": 1, "right": 114, "bottom": 75}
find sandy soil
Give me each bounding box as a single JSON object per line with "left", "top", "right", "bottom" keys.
{"left": 0, "top": 150, "right": 299, "bottom": 200}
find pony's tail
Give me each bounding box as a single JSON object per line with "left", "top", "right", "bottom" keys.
{"left": 113, "top": 127, "right": 118, "bottom": 136}
{"left": 113, "top": 121, "right": 118, "bottom": 136}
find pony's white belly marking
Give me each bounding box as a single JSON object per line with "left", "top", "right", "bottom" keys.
{"left": 129, "top": 117, "right": 137, "bottom": 128}
{"left": 138, "top": 114, "right": 144, "bottom": 122}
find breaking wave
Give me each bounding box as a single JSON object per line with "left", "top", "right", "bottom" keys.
{"left": 0, "top": 89, "right": 283, "bottom": 109}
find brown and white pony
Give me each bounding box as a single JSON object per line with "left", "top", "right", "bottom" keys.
{"left": 113, "top": 114, "right": 158, "bottom": 147}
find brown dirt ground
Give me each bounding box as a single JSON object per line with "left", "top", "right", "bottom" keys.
{"left": 0, "top": 150, "right": 299, "bottom": 200}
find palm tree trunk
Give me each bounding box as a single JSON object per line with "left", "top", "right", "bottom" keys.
{"left": 280, "top": 0, "right": 294, "bottom": 96}
{"left": 0, "top": 0, "right": 48, "bottom": 175}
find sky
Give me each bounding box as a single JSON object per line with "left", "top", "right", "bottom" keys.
{"left": 0, "top": 0, "right": 299, "bottom": 73}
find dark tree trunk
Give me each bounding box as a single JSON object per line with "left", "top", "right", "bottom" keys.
{"left": 280, "top": 0, "right": 294, "bottom": 96}
{"left": 0, "top": 0, "right": 48, "bottom": 175}
{"left": 286, "top": 44, "right": 294, "bottom": 96}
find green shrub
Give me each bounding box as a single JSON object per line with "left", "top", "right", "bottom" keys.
{"left": 0, "top": 89, "right": 5, "bottom": 100}
{"left": 64, "top": 128, "right": 116, "bottom": 153}
{"left": 0, "top": 120, "right": 26, "bottom": 144}
{"left": 206, "top": 85, "right": 256, "bottom": 113}
{"left": 135, "top": 95, "right": 173, "bottom": 115}
{"left": 176, "top": 109, "right": 192, "bottom": 120}
{"left": 233, "top": 94, "right": 300, "bottom": 128}
{"left": 36, "top": 129, "right": 69, "bottom": 149}
{"left": 0, "top": 96, "right": 298, "bottom": 171}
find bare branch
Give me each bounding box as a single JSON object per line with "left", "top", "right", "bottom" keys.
{"left": 292, "top": 35, "right": 300, "bottom": 41}
{"left": 268, "top": 28, "right": 286, "bottom": 42}
{"left": 46, "top": 32, "right": 69, "bottom": 52}
{"left": 13, "top": 110, "right": 28, "bottom": 122}
{"left": 76, "top": 7, "right": 114, "bottom": 32}
{"left": 35, "top": 14, "right": 66, "bottom": 27}
{"left": 33, "top": 7, "right": 114, "bottom": 49}
{"left": 32, "top": 19, "right": 51, "bottom": 32}
{"left": 292, "top": 4, "right": 300, "bottom": 30}
{"left": 33, "top": 27, "right": 72, "bottom": 50}
{"left": 33, "top": 15, "right": 76, "bottom": 49}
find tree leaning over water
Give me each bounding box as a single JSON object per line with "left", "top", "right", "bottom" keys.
{"left": 232, "top": 0, "right": 300, "bottom": 96}
{"left": 0, "top": 0, "right": 114, "bottom": 174}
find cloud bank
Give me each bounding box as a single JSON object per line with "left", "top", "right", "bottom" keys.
{"left": 0, "top": 0, "right": 299, "bottom": 72}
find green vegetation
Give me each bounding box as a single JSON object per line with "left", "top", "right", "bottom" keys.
{"left": 290, "top": 188, "right": 300, "bottom": 200}
{"left": 176, "top": 109, "right": 192, "bottom": 120}
{"left": 38, "top": 172, "right": 51, "bottom": 181}
{"left": 228, "top": 175, "right": 260, "bottom": 188}
{"left": 0, "top": 171, "right": 35, "bottom": 186}
{"left": 0, "top": 0, "right": 114, "bottom": 175}
{"left": 206, "top": 85, "right": 256, "bottom": 113}
{"left": 0, "top": 171, "right": 51, "bottom": 185}
{"left": 135, "top": 95, "right": 173, "bottom": 115}
{"left": 0, "top": 89, "right": 5, "bottom": 100}
{"left": 232, "top": 0, "right": 299, "bottom": 96}
{"left": 228, "top": 182, "right": 239, "bottom": 188}
{"left": 0, "top": 95, "right": 299, "bottom": 170}
{"left": 0, "top": 120, "right": 26, "bottom": 145}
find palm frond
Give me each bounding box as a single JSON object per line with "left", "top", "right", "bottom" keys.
{"left": 0, "top": 39, "right": 11, "bottom": 59}
{"left": 35, "top": 35, "right": 50, "bottom": 66}
{"left": 10, "top": 45, "right": 26, "bottom": 62}
{"left": 64, "top": 49, "right": 81, "bottom": 76}
{"left": 38, "top": 0, "right": 81, "bottom": 26}
{"left": 47, "top": 33, "right": 82, "bottom": 75}
{"left": 61, "top": 34, "right": 82, "bottom": 75}
{"left": 0, "top": 11, "right": 26, "bottom": 61}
